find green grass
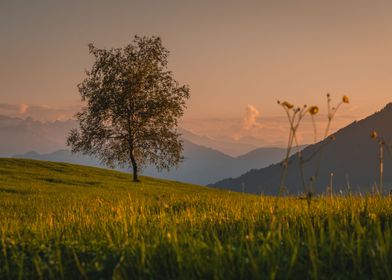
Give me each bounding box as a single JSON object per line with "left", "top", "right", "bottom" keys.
{"left": 0, "top": 158, "right": 392, "bottom": 279}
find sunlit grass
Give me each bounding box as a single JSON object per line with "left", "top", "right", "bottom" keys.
{"left": 0, "top": 158, "right": 392, "bottom": 279}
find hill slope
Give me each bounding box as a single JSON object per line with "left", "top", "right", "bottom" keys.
{"left": 212, "top": 103, "right": 392, "bottom": 195}
{"left": 0, "top": 158, "right": 211, "bottom": 196}
{"left": 1, "top": 159, "right": 392, "bottom": 279}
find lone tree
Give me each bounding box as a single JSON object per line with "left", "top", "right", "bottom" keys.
{"left": 67, "top": 36, "right": 190, "bottom": 182}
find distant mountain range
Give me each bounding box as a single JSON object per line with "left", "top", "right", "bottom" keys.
{"left": 0, "top": 115, "right": 75, "bottom": 157}
{"left": 0, "top": 115, "right": 265, "bottom": 157}
{"left": 211, "top": 103, "right": 392, "bottom": 195}
{"left": 143, "top": 143, "right": 303, "bottom": 184}
{"left": 13, "top": 150, "right": 102, "bottom": 168}
{"left": 178, "top": 128, "right": 264, "bottom": 156}
{"left": 1, "top": 114, "right": 300, "bottom": 185}
{"left": 4, "top": 103, "right": 392, "bottom": 193}
{"left": 13, "top": 142, "right": 303, "bottom": 185}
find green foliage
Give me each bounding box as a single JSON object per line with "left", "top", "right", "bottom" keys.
{"left": 1, "top": 159, "right": 392, "bottom": 279}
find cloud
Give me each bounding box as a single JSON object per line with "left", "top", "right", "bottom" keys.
{"left": 0, "top": 104, "right": 17, "bottom": 111}
{"left": 0, "top": 103, "right": 80, "bottom": 122}
{"left": 19, "top": 103, "right": 29, "bottom": 114}
{"left": 243, "top": 104, "right": 261, "bottom": 130}
{"left": 233, "top": 105, "right": 264, "bottom": 141}
{"left": 181, "top": 110, "right": 359, "bottom": 149}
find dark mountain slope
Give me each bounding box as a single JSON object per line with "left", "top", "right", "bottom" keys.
{"left": 211, "top": 103, "right": 392, "bottom": 195}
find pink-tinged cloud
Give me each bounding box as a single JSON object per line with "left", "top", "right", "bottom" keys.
{"left": 18, "top": 103, "right": 29, "bottom": 114}
{"left": 0, "top": 103, "right": 80, "bottom": 122}
{"left": 181, "top": 112, "right": 358, "bottom": 153}
{"left": 243, "top": 105, "right": 261, "bottom": 130}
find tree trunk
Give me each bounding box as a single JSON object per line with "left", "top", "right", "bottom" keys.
{"left": 130, "top": 151, "right": 139, "bottom": 182}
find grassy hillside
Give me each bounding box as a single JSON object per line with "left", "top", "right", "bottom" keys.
{"left": 1, "top": 159, "right": 392, "bottom": 279}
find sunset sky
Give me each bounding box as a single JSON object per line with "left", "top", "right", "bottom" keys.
{"left": 1, "top": 0, "right": 392, "bottom": 147}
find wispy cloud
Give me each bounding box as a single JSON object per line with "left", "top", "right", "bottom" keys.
{"left": 232, "top": 105, "right": 264, "bottom": 142}
{"left": 0, "top": 102, "right": 360, "bottom": 148}
{"left": 0, "top": 103, "right": 80, "bottom": 122}
{"left": 18, "top": 103, "right": 29, "bottom": 114}
{"left": 181, "top": 110, "right": 359, "bottom": 148}
{"left": 243, "top": 105, "right": 261, "bottom": 130}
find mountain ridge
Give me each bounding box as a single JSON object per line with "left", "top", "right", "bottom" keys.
{"left": 0, "top": 115, "right": 271, "bottom": 157}
{"left": 14, "top": 141, "right": 302, "bottom": 185}
{"left": 211, "top": 103, "right": 392, "bottom": 194}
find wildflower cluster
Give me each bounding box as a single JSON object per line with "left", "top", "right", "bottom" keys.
{"left": 277, "top": 100, "right": 309, "bottom": 195}
{"left": 277, "top": 94, "right": 349, "bottom": 199}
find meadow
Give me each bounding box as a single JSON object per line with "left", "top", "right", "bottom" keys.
{"left": 0, "top": 158, "right": 392, "bottom": 279}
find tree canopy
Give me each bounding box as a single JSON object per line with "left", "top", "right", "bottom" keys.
{"left": 67, "top": 36, "right": 190, "bottom": 182}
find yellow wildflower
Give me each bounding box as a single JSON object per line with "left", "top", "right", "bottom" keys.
{"left": 281, "top": 101, "right": 294, "bottom": 109}
{"left": 308, "top": 106, "right": 319, "bottom": 115}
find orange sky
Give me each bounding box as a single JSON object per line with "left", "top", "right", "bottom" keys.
{"left": 1, "top": 0, "right": 391, "bottom": 146}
